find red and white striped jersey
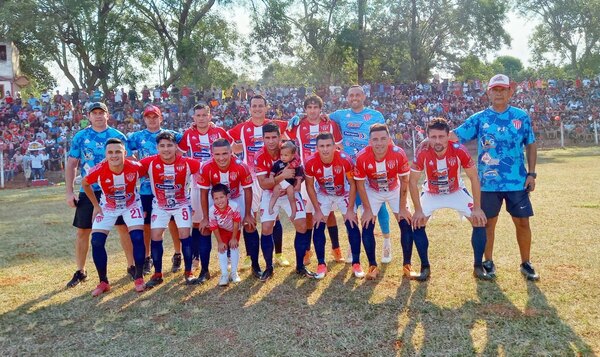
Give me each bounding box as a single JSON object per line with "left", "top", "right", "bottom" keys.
{"left": 139, "top": 155, "right": 200, "bottom": 209}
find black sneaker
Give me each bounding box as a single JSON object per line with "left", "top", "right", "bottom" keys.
{"left": 295, "top": 266, "right": 317, "bottom": 279}
{"left": 196, "top": 270, "right": 211, "bottom": 284}
{"left": 482, "top": 260, "right": 496, "bottom": 278}
{"left": 415, "top": 267, "right": 431, "bottom": 282}
{"left": 260, "top": 267, "right": 273, "bottom": 282}
{"left": 143, "top": 257, "right": 153, "bottom": 275}
{"left": 184, "top": 273, "right": 197, "bottom": 285}
{"left": 66, "top": 270, "right": 88, "bottom": 288}
{"left": 145, "top": 273, "right": 164, "bottom": 289}
{"left": 473, "top": 266, "right": 493, "bottom": 281}
{"left": 127, "top": 265, "right": 136, "bottom": 280}
{"left": 252, "top": 267, "right": 263, "bottom": 279}
{"left": 171, "top": 253, "right": 182, "bottom": 273}
{"left": 520, "top": 261, "right": 540, "bottom": 281}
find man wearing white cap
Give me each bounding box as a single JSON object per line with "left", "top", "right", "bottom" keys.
{"left": 447, "top": 74, "right": 539, "bottom": 281}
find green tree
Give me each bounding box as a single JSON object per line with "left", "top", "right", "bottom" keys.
{"left": 493, "top": 56, "right": 524, "bottom": 80}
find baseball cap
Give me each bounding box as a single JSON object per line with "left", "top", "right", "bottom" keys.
{"left": 88, "top": 102, "right": 108, "bottom": 113}
{"left": 487, "top": 74, "right": 510, "bottom": 90}
{"left": 143, "top": 105, "right": 162, "bottom": 117}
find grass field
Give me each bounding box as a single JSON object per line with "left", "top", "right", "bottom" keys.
{"left": 0, "top": 147, "right": 599, "bottom": 356}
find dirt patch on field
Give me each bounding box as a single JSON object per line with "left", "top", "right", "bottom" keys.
{"left": 0, "top": 275, "right": 31, "bottom": 286}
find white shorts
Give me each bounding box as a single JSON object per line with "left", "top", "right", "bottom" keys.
{"left": 251, "top": 179, "right": 262, "bottom": 213}
{"left": 190, "top": 186, "right": 203, "bottom": 223}
{"left": 361, "top": 186, "right": 401, "bottom": 215}
{"left": 260, "top": 191, "right": 307, "bottom": 222}
{"left": 317, "top": 192, "right": 354, "bottom": 216}
{"left": 231, "top": 195, "right": 245, "bottom": 226}
{"left": 151, "top": 206, "right": 193, "bottom": 229}
{"left": 93, "top": 202, "right": 144, "bottom": 231}
{"left": 420, "top": 189, "right": 473, "bottom": 217}
{"left": 300, "top": 181, "right": 315, "bottom": 214}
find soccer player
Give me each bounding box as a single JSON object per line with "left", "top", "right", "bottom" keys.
{"left": 451, "top": 74, "right": 539, "bottom": 280}
{"left": 228, "top": 95, "right": 290, "bottom": 269}
{"left": 255, "top": 122, "right": 315, "bottom": 281}
{"left": 329, "top": 86, "right": 395, "bottom": 264}
{"left": 64, "top": 102, "right": 135, "bottom": 288}
{"left": 197, "top": 139, "right": 255, "bottom": 277}
{"left": 409, "top": 118, "right": 491, "bottom": 281}
{"left": 139, "top": 131, "right": 201, "bottom": 287}
{"left": 304, "top": 132, "right": 364, "bottom": 279}
{"left": 81, "top": 138, "right": 147, "bottom": 296}
{"left": 286, "top": 94, "right": 345, "bottom": 263}
{"left": 354, "top": 124, "right": 412, "bottom": 280}
{"left": 178, "top": 104, "right": 233, "bottom": 283}
{"left": 128, "top": 105, "right": 183, "bottom": 275}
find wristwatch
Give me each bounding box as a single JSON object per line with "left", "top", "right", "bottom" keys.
{"left": 527, "top": 172, "right": 537, "bottom": 178}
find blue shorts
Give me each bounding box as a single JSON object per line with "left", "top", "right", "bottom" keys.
{"left": 481, "top": 191, "right": 534, "bottom": 218}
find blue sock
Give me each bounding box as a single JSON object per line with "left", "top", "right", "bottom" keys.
{"left": 377, "top": 205, "right": 390, "bottom": 235}
{"left": 273, "top": 220, "right": 283, "bottom": 254}
{"left": 180, "top": 236, "right": 193, "bottom": 273}
{"left": 151, "top": 240, "right": 164, "bottom": 273}
{"left": 191, "top": 228, "right": 201, "bottom": 261}
{"left": 399, "top": 219, "right": 414, "bottom": 265}
{"left": 244, "top": 229, "right": 260, "bottom": 270}
{"left": 362, "top": 222, "right": 377, "bottom": 266}
{"left": 313, "top": 223, "right": 326, "bottom": 265}
{"left": 261, "top": 234, "right": 274, "bottom": 269}
{"left": 242, "top": 226, "right": 251, "bottom": 258}
{"left": 91, "top": 232, "right": 108, "bottom": 283}
{"left": 345, "top": 220, "right": 361, "bottom": 264}
{"left": 413, "top": 227, "right": 430, "bottom": 268}
{"left": 129, "top": 229, "right": 145, "bottom": 279}
{"left": 328, "top": 225, "right": 340, "bottom": 249}
{"left": 471, "top": 227, "right": 487, "bottom": 267}
{"left": 294, "top": 231, "right": 311, "bottom": 270}
{"left": 306, "top": 228, "right": 313, "bottom": 252}
{"left": 198, "top": 231, "right": 212, "bottom": 272}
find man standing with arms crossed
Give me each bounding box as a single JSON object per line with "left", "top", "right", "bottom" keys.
{"left": 65, "top": 102, "right": 135, "bottom": 288}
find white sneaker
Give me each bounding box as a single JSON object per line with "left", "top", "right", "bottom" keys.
{"left": 218, "top": 273, "right": 230, "bottom": 286}
{"left": 345, "top": 248, "right": 353, "bottom": 264}
{"left": 381, "top": 241, "right": 392, "bottom": 264}
{"left": 230, "top": 271, "right": 241, "bottom": 283}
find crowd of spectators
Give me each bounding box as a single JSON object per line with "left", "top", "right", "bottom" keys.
{"left": 1, "top": 76, "right": 600, "bottom": 184}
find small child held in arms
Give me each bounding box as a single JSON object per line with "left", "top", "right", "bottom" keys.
{"left": 269, "top": 141, "right": 304, "bottom": 220}
{"left": 208, "top": 184, "right": 242, "bottom": 286}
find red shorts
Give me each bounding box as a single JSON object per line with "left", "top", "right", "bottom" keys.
{"left": 216, "top": 228, "right": 235, "bottom": 245}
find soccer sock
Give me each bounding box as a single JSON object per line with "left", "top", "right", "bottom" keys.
{"left": 180, "top": 236, "right": 193, "bottom": 273}
{"left": 399, "top": 219, "right": 414, "bottom": 265}
{"left": 151, "top": 240, "right": 164, "bottom": 274}
{"left": 362, "top": 222, "right": 377, "bottom": 266}
{"left": 294, "top": 231, "right": 311, "bottom": 271}
{"left": 471, "top": 227, "right": 487, "bottom": 267}
{"left": 345, "top": 220, "right": 362, "bottom": 264}
{"left": 91, "top": 232, "right": 108, "bottom": 283}
{"left": 244, "top": 229, "right": 260, "bottom": 270}
{"left": 306, "top": 228, "right": 313, "bottom": 252}
{"left": 218, "top": 251, "right": 229, "bottom": 275}
{"left": 198, "top": 231, "right": 212, "bottom": 272}
{"left": 413, "top": 227, "right": 430, "bottom": 268}
{"left": 191, "top": 228, "right": 201, "bottom": 261}
{"left": 242, "top": 227, "right": 251, "bottom": 257}
{"left": 273, "top": 220, "right": 283, "bottom": 254}
{"left": 129, "top": 229, "right": 145, "bottom": 279}
{"left": 230, "top": 248, "right": 240, "bottom": 273}
{"left": 328, "top": 225, "right": 340, "bottom": 250}
{"left": 377, "top": 205, "right": 391, "bottom": 235}
{"left": 313, "top": 223, "right": 326, "bottom": 265}
{"left": 261, "top": 233, "right": 274, "bottom": 270}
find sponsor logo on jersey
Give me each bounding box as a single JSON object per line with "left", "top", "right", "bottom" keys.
{"left": 105, "top": 179, "right": 112, "bottom": 183}
{"left": 367, "top": 164, "right": 373, "bottom": 169}
{"left": 155, "top": 164, "right": 161, "bottom": 169}
{"left": 246, "top": 128, "right": 252, "bottom": 132}
{"left": 316, "top": 168, "right": 322, "bottom": 174}
{"left": 429, "top": 160, "right": 434, "bottom": 166}
{"left": 483, "top": 123, "right": 490, "bottom": 129}
{"left": 346, "top": 122, "right": 361, "bottom": 128}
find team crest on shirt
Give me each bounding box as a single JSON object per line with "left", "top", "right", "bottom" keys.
{"left": 387, "top": 161, "right": 396, "bottom": 169}
{"left": 209, "top": 134, "right": 219, "bottom": 141}
{"left": 126, "top": 173, "right": 136, "bottom": 182}
{"left": 176, "top": 165, "right": 185, "bottom": 171}
{"left": 447, "top": 157, "right": 457, "bottom": 167}
{"left": 363, "top": 114, "right": 371, "bottom": 121}
{"left": 512, "top": 120, "right": 522, "bottom": 130}
{"left": 230, "top": 172, "right": 238, "bottom": 181}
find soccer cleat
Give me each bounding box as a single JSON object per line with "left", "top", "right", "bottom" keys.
{"left": 315, "top": 264, "right": 327, "bottom": 279}
{"left": 192, "top": 258, "right": 200, "bottom": 271}
{"left": 127, "top": 265, "right": 136, "bottom": 280}
{"left": 184, "top": 272, "right": 196, "bottom": 285}
{"left": 196, "top": 270, "right": 211, "bottom": 284}
{"left": 366, "top": 265, "right": 379, "bottom": 280}
{"left": 403, "top": 264, "right": 419, "bottom": 279}
{"left": 520, "top": 261, "right": 540, "bottom": 281}
{"left": 230, "top": 272, "right": 241, "bottom": 283}
{"left": 218, "top": 274, "right": 230, "bottom": 286}
{"left": 145, "top": 273, "right": 164, "bottom": 289}
{"left": 171, "top": 253, "right": 182, "bottom": 273}
{"left": 296, "top": 266, "right": 317, "bottom": 279}
{"left": 134, "top": 278, "right": 146, "bottom": 292}
{"left": 303, "top": 250, "right": 312, "bottom": 266}
{"left": 381, "top": 241, "right": 392, "bottom": 264}
{"left": 241, "top": 256, "right": 252, "bottom": 270}
{"left": 473, "top": 266, "right": 493, "bottom": 281}
{"left": 260, "top": 267, "right": 274, "bottom": 282}
{"left": 331, "top": 248, "right": 345, "bottom": 263}
{"left": 415, "top": 267, "right": 431, "bottom": 282}
{"left": 252, "top": 267, "right": 263, "bottom": 279}
{"left": 482, "top": 260, "right": 496, "bottom": 278}
{"left": 274, "top": 253, "right": 291, "bottom": 267}
{"left": 143, "top": 257, "right": 153, "bottom": 275}
{"left": 92, "top": 281, "right": 111, "bottom": 297}
{"left": 352, "top": 263, "right": 365, "bottom": 278}
{"left": 346, "top": 248, "right": 353, "bottom": 264}
{"left": 66, "top": 270, "right": 88, "bottom": 288}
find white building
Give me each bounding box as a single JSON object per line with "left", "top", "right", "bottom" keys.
{"left": 0, "top": 41, "right": 26, "bottom": 100}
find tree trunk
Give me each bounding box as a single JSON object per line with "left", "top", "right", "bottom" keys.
{"left": 357, "top": 0, "right": 366, "bottom": 84}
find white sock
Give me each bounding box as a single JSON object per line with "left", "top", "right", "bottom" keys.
{"left": 230, "top": 248, "right": 240, "bottom": 274}
{"left": 383, "top": 237, "right": 391, "bottom": 247}
{"left": 218, "top": 252, "right": 229, "bottom": 275}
